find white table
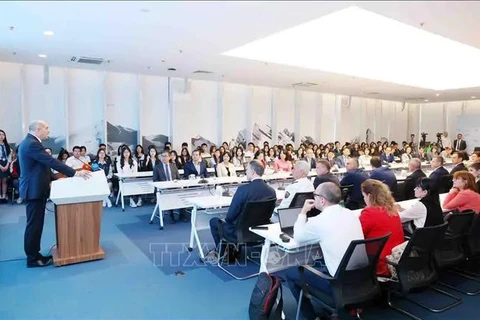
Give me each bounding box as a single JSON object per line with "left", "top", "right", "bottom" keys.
{"left": 187, "top": 196, "right": 234, "bottom": 259}
{"left": 115, "top": 171, "right": 155, "bottom": 211}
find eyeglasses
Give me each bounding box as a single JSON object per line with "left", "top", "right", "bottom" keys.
{"left": 313, "top": 193, "right": 323, "bottom": 199}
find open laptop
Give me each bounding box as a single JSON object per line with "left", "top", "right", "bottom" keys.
{"left": 277, "top": 207, "right": 301, "bottom": 238}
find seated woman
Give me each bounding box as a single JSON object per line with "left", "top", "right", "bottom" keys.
{"left": 468, "top": 163, "right": 480, "bottom": 193}
{"left": 358, "top": 148, "right": 372, "bottom": 168}
{"left": 232, "top": 147, "right": 244, "bottom": 167}
{"left": 254, "top": 150, "right": 267, "bottom": 168}
{"left": 179, "top": 147, "right": 191, "bottom": 169}
{"left": 272, "top": 150, "right": 292, "bottom": 173}
{"left": 143, "top": 146, "right": 159, "bottom": 172}
{"left": 93, "top": 148, "right": 113, "bottom": 207}
{"left": 360, "top": 179, "right": 405, "bottom": 276}
{"left": 210, "top": 150, "right": 222, "bottom": 168}
{"left": 443, "top": 171, "right": 480, "bottom": 213}
{"left": 396, "top": 177, "right": 444, "bottom": 236}
{"left": 170, "top": 150, "right": 183, "bottom": 170}
{"left": 116, "top": 146, "right": 142, "bottom": 208}
{"left": 216, "top": 152, "right": 237, "bottom": 177}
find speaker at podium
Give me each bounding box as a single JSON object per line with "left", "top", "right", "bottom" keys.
{"left": 49, "top": 170, "right": 110, "bottom": 267}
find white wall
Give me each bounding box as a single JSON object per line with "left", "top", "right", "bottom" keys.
{"left": 1, "top": 61, "right": 480, "bottom": 152}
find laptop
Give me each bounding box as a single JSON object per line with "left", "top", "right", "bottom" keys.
{"left": 277, "top": 207, "right": 301, "bottom": 238}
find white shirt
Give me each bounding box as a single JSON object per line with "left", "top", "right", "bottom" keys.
{"left": 358, "top": 155, "right": 372, "bottom": 168}
{"left": 276, "top": 177, "right": 314, "bottom": 211}
{"left": 293, "top": 204, "right": 365, "bottom": 275}
{"left": 216, "top": 162, "right": 237, "bottom": 177}
{"left": 244, "top": 150, "right": 255, "bottom": 160}
{"left": 399, "top": 200, "right": 426, "bottom": 229}
{"left": 65, "top": 156, "right": 85, "bottom": 170}
{"left": 116, "top": 158, "right": 138, "bottom": 174}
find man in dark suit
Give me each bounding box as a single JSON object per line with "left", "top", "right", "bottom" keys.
{"left": 313, "top": 159, "right": 340, "bottom": 189}
{"left": 453, "top": 133, "right": 467, "bottom": 151}
{"left": 369, "top": 157, "right": 397, "bottom": 194}
{"left": 153, "top": 150, "right": 186, "bottom": 223}
{"left": 18, "top": 120, "right": 91, "bottom": 268}
{"left": 303, "top": 148, "right": 316, "bottom": 170}
{"left": 429, "top": 156, "right": 449, "bottom": 185}
{"left": 340, "top": 158, "right": 368, "bottom": 209}
{"left": 404, "top": 158, "right": 426, "bottom": 200}
{"left": 207, "top": 160, "right": 276, "bottom": 257}
{"left": 183, "top": 149, "right": 208, "bottom": 178}
{"left": 334, "top": 148, "right": 351, "bottom": 169}
{"left": 450, "top": 151, "right": 468, "bottom": 176}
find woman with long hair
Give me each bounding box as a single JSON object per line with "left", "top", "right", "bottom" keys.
{"left": 396, "top": 177, "right": 444, "bottom": 235}
{"left": 170, "top": 150, "right": 183, "bottom": 170}
{"left": 468, "top": 162, "right": 480, "bottom": 193}
{"left": 93, "top": 148, "right": 113, "bottom": 207}
{"left": 360, "top": 179, "right": 404, "bottom": 276}
{"left": 116, "top": 146, "right": 142, "bottom": 208}
{"left": 443, "top": 171, "right": 480, "bottom": 213}
{"left": 0, "top": 130, "right": 11, "bottom": 202}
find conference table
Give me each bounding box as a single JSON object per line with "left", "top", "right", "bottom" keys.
{"left": 250, "top": 193, "right": 448, "bottom": 274}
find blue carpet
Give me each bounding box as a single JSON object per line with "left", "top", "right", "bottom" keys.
{"left": 1, "top": 201, "right": 480, "bottom": 319}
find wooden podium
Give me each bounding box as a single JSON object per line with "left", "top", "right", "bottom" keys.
{"left": 50, "top": 171, "right": 110, "bottom": 267}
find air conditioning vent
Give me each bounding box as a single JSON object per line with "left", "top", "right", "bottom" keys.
{"left": 192, "top": 70, "right": 213, "bottom": 74}
{"left": 292, "top": 82, "right": 318, "bottom": 87}
{"left": 405, "top": 97, "right": 425, "bottom": 101}
{"left": 364, "top": 91, "right": 379, "bottom": 95}
{"left": 70, "top": 56, "right": 105, "bottom": 65}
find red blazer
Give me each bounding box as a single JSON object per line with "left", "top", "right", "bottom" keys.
{"left": 359, "top": 206, "right": 405, "bottom": 276}
{"left": 443, "top": 189, "right": 480, "bottom": 214}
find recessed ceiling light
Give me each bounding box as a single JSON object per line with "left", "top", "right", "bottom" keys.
{"left": 43, "top": 30, "right": 54, "bottom": 36}
{"left": 424, "top": 99, "right": 429, "bottom": 102}
{"left": 436, "top": 93, "right": 440, "bottom": 97}
{"left": 471, "top": 96, "right": 476, "bottom": 99}
{"left": 223, "top": 6, "right": 480, "bottom": 91}
{"left": 38, "top": 54, "right": 47, "bottom": 58}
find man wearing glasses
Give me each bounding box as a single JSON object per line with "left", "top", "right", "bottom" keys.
{"left": 286, "top": 182, "right": 364, "bottom": 319}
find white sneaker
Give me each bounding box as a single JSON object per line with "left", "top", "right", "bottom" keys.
{"left": 136, "top": 198, "right": 143, "bottom": 207}
{"left": 16, "top": 197, "right": 23, "bottom": 204}
{"left": 129, "top": 198, "right": 137, "bottom": 208}
{"left": 106, "top": 198, "right": 112, "bottom": 208}
{"left": 103, "top": 200, "right": 106, "bottom": 207}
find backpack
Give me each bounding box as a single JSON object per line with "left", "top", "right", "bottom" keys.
{"left": 249, "top": 272, "right": 283, "bottom": 320}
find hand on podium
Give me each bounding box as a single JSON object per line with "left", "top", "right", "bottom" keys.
{"left": 75, "top": 170, "right": 92, "bottom": 179}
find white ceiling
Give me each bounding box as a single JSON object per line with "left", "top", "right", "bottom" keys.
{"left": 1, "top": 1, "right": 480, "bottom": 102}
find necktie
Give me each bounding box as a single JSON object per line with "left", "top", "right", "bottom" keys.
{"left": 457, "top": 140, "right": 461, "bottom": 150}
{"left": 165, "top": 164, "right": 171, "bottom": 181}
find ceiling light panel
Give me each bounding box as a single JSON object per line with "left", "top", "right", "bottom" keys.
{"left": 223, "top": 6, "right": 480, "bottom": 91}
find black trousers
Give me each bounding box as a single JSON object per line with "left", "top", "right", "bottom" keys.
{"left": 24, "top": 198, "right": 47, "bottom": 262}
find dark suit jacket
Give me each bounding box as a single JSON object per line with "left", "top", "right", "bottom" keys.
{"left": 380, "top": 153, "right": 395, "bottom": 163}
{"left": 18, "top": 133, "right": 76, "bottom": 200}
{"left": 223, "top": 179, "right": 276, "bottom": 236}
{"left": 302, "top": 157, "right": 316, "bottom": 170}
{"left": 370, "top": 167, "right": 398, "bottom": 193}
{"left": 183, "top": 161, "right": 208, "bottom": 178}
{"left": 450, "top": 163, "right": 468, "bottom": 176}
{"left": 340, "top": 169, "right": 368, "bottom": 203}
{"left": 313, "top": 172, "right": 340, "bottom": 189}
{"left": 453, "top": 139, "right": 467, "bottom": 151}
{"left": 404, "top": 169, "right": 426, "bottom": 200}
{"left": 429, "top": 166, "right": 449, "bottom": 185}
{"left": 153, "top": 162, "right": 180, "bottom": 182}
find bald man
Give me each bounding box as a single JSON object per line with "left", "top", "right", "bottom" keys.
{"left": 18, "top": 120, "right": 91, "bottom": 268}
{"left": 404, "top": 158, "right": 426, "bottom": 200}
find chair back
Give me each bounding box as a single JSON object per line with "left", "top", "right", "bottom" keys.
{"left": 465, "top": 213, "right": 480, "bottom": 258}
{"left": 395, "top": 222, "right": 448, "bottom": 293}
{"left": 235, "top": 198, "right": 277, "bottom": 243}
{"left": 437, "top": 174, "right": 453, "bottom": 193}
{"left": 394, "top": 180, "right": 406, "bottom": 202}
{"left": 434, "top": 211, "right": 474, "bottom": 269}
{"left": 340, "top": 184, "right": 353, "bottom": 204}
{"left": 331, "top": 233, "right": 391, "bottom": 307}
{"left": 289, "top": 191, "right": 314, "bottom": 208}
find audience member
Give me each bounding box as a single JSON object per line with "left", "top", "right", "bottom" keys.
{"left": 369, "top": 157, "right": 397, "bottom": 193}
{"left": 272, "top": 150, "right": 292, "bottom": 173}
{"left": 453, "top": 133, "right": 467, "bottom": 151}
{"left": 403, "top": 159, "right": 426, "bottom": 200}
{"left": 216, "top": 152, "right": 237, "bottom": 177}
{"left": 334, "top": 147, "right": 351, "bottom": 169}
{"left": 93, "top": 148, "right": 113, "bottom": 207}
{"left": 143, "top": 146, "right": 159, "bottom": 172}
{"left": 360, "top": 179, "right": 404, "bottom": 276}
{"left": 303, "top": 148, "right": 316, "bottom": 170}
{"left": 116, "top": 146, "right": 142, "bottom": 208}
{"left": 65, "top": 146, "right": 87, "bottom": 170}
{"left": 428, "top": 156, "right": 449, "bottom": 185}
{"left": 275, "top": 161, "right": 314, "bottom": 211}
{"left": 381, "top": 147, "right": 395, "bottom": 164}
{"left": 396, "top": 177, "right": 444, "bottom": 235}
{"left": 450, "top": 151, "right": 468, "bottom": 176}
{"left": 183, "top": 149, "right": 208, "bottom": 178}
{"left": 286, "top": 182, "right": 364, "bottom": 320}
{"left": 313, "top": 159, "right": 340, "bottom": 189}
{"left": 207, "top": 160, "right": 276, "bottom": 257}
{"left": 0, "top": 129, "right": 11, "bottom": 202}
{"left": 468, "top": 163, "right": 480, "bottom": 193}
{"left": 443, "top": 171, "right": 480, "bottom": 213}
{"left": 358, "top": 148, "right": 372, "bottom": 168}
{"left": 340, "top": 158, "right": 368, "bottom": 209}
